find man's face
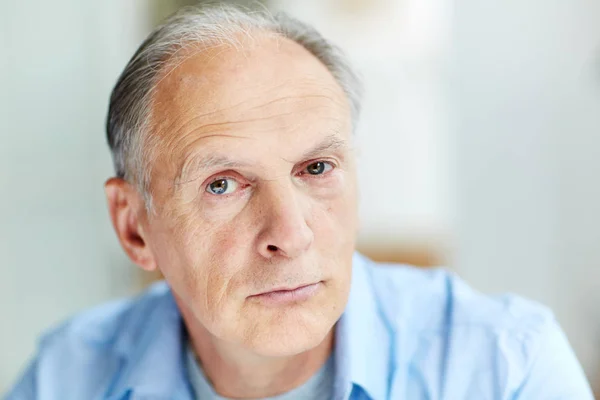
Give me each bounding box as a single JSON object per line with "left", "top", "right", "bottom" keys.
{"left": 143, "top": 35, "right": 358, "bottom": 356}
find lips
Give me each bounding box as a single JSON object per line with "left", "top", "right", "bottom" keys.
{"left": 252, "top": 282, "right": 318, "bottom": 297}
{"left": 248, "top": 281, "right": 322, "bottom": 305}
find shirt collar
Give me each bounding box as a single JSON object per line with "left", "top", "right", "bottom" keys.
{"left": 108, "top": 284, "right": 193, "bottom": 400}
{"left": 334, "top": 252, "right": 393, "bottom": 400}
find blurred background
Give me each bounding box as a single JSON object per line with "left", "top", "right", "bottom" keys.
{"left": 1, "top": 0, "right": 599, "bottom": 395}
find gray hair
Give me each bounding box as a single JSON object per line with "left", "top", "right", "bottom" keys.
{"left": 106, "top": 2, "right": 363, "bottom": 208}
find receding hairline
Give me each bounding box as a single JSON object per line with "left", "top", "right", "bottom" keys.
{"left": 148, "top": 29, "right": 349, "bottom": 111}
{"left": 147, "top": 31, "right": 351, "bottom": 128}
{"left": 149, "top": 27, "right": 282, "bottom": 89}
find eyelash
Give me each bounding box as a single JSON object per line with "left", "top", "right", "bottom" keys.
{"left": 296, "top": 160, "right": 336, "bottom": 177}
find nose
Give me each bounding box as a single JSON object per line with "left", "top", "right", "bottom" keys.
{"left": 255, "top": 183, "right": 314, "bottom": 260}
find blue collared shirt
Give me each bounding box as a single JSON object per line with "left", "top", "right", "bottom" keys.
{"left": 6, "top": 253, "right": 593, "bottom": 399}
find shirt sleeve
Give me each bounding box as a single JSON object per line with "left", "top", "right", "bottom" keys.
{"left": 4, "top": 358, "right": 37, "bottom": 400}
{"left": 513, "top": 318, "right": 594, "bottom": 399}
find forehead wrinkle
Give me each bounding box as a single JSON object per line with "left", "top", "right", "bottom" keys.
{"left": 250, "top": 75, "right": 349, "bottom": 109}
{"left": 164, "top": 117, "right": 255, "bottom": 154}
{"left": 175, "top": 153, "right": 250, "bottom": 186}
{"left": 243, "top": 94, "right": 348, "bottom": 119}
{"left": 161, "top": 92, "right": 347, "bottom": 162}
{"left": 153, "top": 65, "right": 349, "bottom": 161}
{"left": 152, "top": 95, "right": 249, "bottom": 150}
{"left": 154, "top": 61, "right": 347, "bottom": 137}
{"left": 280, "top": 133, "right": 351, "bottom": 165}
{"left": 159, "top": 89, "right": 345, "bottom": 143}
{"left": 162, "top": 115, "right": 287, "bottom": 169}
{"left": 173, "top": 133, "right": 254, "bottom": 184}
{"left": 154, "top": 91, "right": 333, "bottom": 161}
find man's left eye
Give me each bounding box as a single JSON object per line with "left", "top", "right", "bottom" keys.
{"left": 305, "top": 161, "right": 333, "bottom": 175}
{"left": 206, "top": 178, "right": 239, "bottom": 195}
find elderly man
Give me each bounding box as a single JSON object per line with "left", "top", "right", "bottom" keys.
{"left": 7, "top": 4, "right": 593, "bottom": 400}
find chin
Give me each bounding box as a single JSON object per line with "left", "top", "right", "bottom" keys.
{"left": 240, "top": 306, "right": 337, "bottom": 357}
{"left": 245, "top": 324, "right": 332, "bottom": 357}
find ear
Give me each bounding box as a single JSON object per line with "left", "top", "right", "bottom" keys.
{"left": 104, "top": 177, "right": 157, "bottom": 271}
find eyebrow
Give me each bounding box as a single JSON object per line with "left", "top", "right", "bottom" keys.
{"left": 296, "top": 134, "right": 350, "bottom": 162}
{"left": 174, "top": 134, "right": 350, "bottom": 185}
{"left": 175, "top": 155, "right": 250, "bottom": 185}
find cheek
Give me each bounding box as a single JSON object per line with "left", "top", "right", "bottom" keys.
{"left": 184, "top": 218, "right": 256, "bottom": 295}
{"left": 317, "top": 166, "right": 358, "bottom": 224}
{"left": 310, "top": 185, "right": 358, "bottom": 243}
{"left": 154, "top": 206, "right": 247, "bottom": 314}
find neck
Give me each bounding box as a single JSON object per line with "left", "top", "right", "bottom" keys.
{"left": 177, "top": 299, "right": 334, "bottom": 399}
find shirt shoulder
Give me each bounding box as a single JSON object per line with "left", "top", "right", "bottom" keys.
{"left": 359, "top": 255, "right": 592, "bottom": 399}
{"left": 40, "top": 281, "right": 170, "bottom": 350}
{"left": 7, "top": 282, "right": 173, "bottom": 400}
{"left": 366, "top": 257, "right": 551, "bottom": 335}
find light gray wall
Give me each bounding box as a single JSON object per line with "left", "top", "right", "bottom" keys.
{"left": 452, "top": 0, "right": 600, "bottom": 385}
{"left": 0, "top": 1, "right": 150, "bottom": 391}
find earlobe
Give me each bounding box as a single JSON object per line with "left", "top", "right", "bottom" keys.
{"left": 104, "top": 178, "right": 157, "bottom": 272}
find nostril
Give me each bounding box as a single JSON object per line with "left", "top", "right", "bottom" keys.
{"left": 267, "top": 245, "right": 278, "bottom": 252}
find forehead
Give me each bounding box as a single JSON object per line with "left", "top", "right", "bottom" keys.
{"left": 149, "top": 33, "right": 352, "bottom": 163}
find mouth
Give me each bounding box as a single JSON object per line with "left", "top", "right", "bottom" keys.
{"left": 248, "top": 282, "right": 323, "bottom": 305}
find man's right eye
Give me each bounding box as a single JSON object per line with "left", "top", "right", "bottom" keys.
{"left": 206, "top": 178, "right": 239, "bottom": 195}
